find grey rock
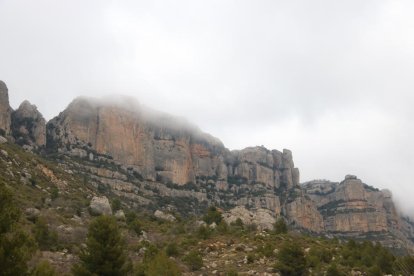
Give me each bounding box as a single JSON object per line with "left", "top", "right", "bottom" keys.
{"left": 25, "top": 208, "right": 40, "bottom": 221}
{"left": 115, "top": 210, "right": 126, "bottom": 220}
{"left": 89, "top": 196, "right": 112, "bottom": 216}
{"left": 154, "top": 210, "right": 176, "bottom": 222}
{"left": 11, "top": 100, "right": 46, "bottom": 147}
{"left": 0, "top": 81, "right": 12, "bottom": 136}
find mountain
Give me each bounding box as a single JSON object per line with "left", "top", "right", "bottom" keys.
{"left": 1, "top": 80, "right": 413, "bottom": 255}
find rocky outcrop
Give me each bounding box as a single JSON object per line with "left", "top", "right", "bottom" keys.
{"left": 11, "top": 100, "right": 46, "bottom": 147}
{"left": 303, "top": 176, "right": 400, "bottom": 234}
{"left": 222, "top": 206, "right": 276, "bottom": 231}
{"left": 89, "top": 196, "right": 112, "bottom": 216}
{"left": 0, "top": 81, "right": 12, "bottom": 136}
{"left": 154, "top": 210, "right": 176, "bottom": 222}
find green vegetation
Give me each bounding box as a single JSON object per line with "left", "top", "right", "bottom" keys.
{"left": 183, "top": 250, "right": 203, "bottom": 271}
{"left": 273, "top": 217, "right": 288, "bottom": 234}
{"left": 33, "top": 217, "right": 58, "bottom": 251}
{"left": 31, "top": 260, "right": 57, "bottom": 276}
{"left": 0, "top": 183, "right": 36, "bottom": 276}
{"left": 202, "top": 206, "right": 222, "bottom": 225}
{"left": 72, "top": 216, "right": 132, "bottom": 276}
{"left": 275, "top": 241, "right": 307, "bottom": 276}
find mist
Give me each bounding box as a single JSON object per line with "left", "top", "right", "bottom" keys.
{"left": 1, "top": 0, "right": 414, "bottom": 215}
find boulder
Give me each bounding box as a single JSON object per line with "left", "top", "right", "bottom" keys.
{"left": 89, "top": 196, "right": 112, "bottom": 216}
{"left": 25, "top": 208, "right": 40, "bottom": 221}
{"left": 154, "top": 210, "right": 176, "bottom": 222}
{"left": 115, "top": 210, "right": 126, "bottom": 220}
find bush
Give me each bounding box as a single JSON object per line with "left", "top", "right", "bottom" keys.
{"left": 196, "top": 225, "right": 212, "bottom": 240}
{"left": 183, "top": 250, "right": 203, "bottom": 271}
{"left": 33, "top": 217, "right": 58, "bottom": 251}
{"left": 50, "top": 187, "right": 59, "bottom": 200}
{"left": 125, "top": 211, "right": 142, "bottom": 236}
{"left": 165, "top": 242, "right": 179, "bottom": 257}
{"left": 326, "top": 263, "right": 343, "bottom": 276}
{"left": 31, "top": 260, "right": 57, "bottom": 276}
{"left": 275, "top": 241, "right": 307, "bottom": 276}
{"left": 111, "top": 198, "right": 121, "bottom": 212}
{"left": 273, "top": 218, "right": 288, "bottom": 234}
{"left": 147, "top": 252, "right": 181, "bottom": 276}
{"left": 247, "top": 253, "right": 255, "bottom": 264}
{"left": 203, "top": 206, "right": 222, "bottom": 225}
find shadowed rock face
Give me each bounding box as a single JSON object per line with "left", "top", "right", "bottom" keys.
{"left": 0, "top": 81, "right": 12, "bottom": 136}
{"left": 11, "top": 100, "right": 46, "bottom": 147}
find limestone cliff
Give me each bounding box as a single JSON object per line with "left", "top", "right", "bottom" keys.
{"left": 0, "top": 80, "right": 12, "bottom": 136}
{"left": 11, "top": 100, "right": 46, "bottom": 147}
{"left": 46, "top": 97, "right": 226, "bottom": 185}
{"left": 46, "top": 97, "right": 319, "bottom": 229}
{"left": 303, "top": 176, "right": 411, "bottom": 243}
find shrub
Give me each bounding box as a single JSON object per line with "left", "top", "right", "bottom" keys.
{"left": 275, "top": 241, "right": 306, "bottom": 276}
{"left": 33, "top": 217, "right": 58, "bottom": 251}
{"left": 165, "top": 242, "right": 179, "bottom": 257}
{"left": 203, "top": 206, "right": 222, "bottom": 225}
{"left": 111, "top": 198, "right": 121, "bottom": 212}
{"left": 31, "top": 260, "right": 57, "bottom": 276}
{"left": 196, "top": 225, "right": 212, "bottom": 240}
{"left": 147, "top": 252, "right": 181, "bottom": 276}
{"left": 183, "top": 250, "right": 203, "bottom": 271}
{"left": 273, "top": 218, "right": 288, "bottom": 234}
{"left": 326, "top": 263, "right": 343, "bottom": 276}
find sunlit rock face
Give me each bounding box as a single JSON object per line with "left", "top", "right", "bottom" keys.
{"left": 0, "top": 81, "right": 12, "bottom": 136}
{"left": 11, "top": 100, "right": 46, "bottom": 147}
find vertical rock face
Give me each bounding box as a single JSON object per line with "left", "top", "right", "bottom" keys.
{"left": 47, "top": 97, "right": 227, "bottom": 185}
{"left": 303, "top": 176, "right": 398, "bottom": 234}
{"left": 11, "top": 100, "right": 46, "bottom": 147}
{"left": 0, "top": 81, "right": 12, "bottom": 136}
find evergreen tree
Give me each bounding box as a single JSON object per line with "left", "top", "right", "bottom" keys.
{"left": 273, "top": 218, "right": 288, "bottom": 234}
{"left": 275, "top": 241, "right": 307, "bottom": 276}
{"left": 72, "top": 215, "right": 131, "bottom": 276}
{"left": 0, "top": 183, "right": 35, "bottom": 276}
{"left": 203, "top": 206, "right": 222, "bottom": 225}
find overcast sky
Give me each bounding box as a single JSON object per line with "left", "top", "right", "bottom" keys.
{"left": 1, "top": 0, "right": 414, "bottom": 215}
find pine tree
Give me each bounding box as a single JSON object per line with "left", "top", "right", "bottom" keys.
{"left": 275, "top": 241, "right": 307, "bottom": 276}
{"left": 72, "top": 215, "right": 131, "bottom": 276}
{"left": 0, "top": 183, "right": 36, "bottom": 276}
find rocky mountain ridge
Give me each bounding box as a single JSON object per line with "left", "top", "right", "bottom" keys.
{"left": 1, "top": 80, "right": 413, "bottom": 252}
